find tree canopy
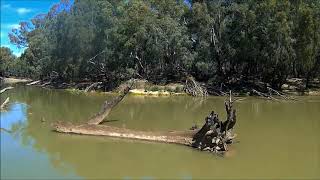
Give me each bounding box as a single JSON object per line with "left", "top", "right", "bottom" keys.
{"left": 2, "top": 0, "right": 320, "bottom": 89}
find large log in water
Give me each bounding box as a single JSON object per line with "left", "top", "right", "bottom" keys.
{"left": 53, "top": 122, "right": 196, "bottom": 146}
{"left": 52, "top": 85, "right": 237, "bottom": 153}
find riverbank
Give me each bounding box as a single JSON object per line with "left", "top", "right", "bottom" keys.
{"left": 2, "top": 77, "right": 320, "bottom": 97}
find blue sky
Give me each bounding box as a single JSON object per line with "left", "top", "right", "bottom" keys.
{"left": 1, "top": 0, "right": 59, "bottom": 56}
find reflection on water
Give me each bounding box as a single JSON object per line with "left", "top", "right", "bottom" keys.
{"left": 1, "top": 101, "right": 79, "bottom": 179}
{"left": 1, "top": 85, "right": 320, "bottom": 179}
{"left": 1, "top": 103, "right": 27, "bottom": 133}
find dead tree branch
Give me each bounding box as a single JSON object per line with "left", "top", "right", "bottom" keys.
{"left": 267, "top": 87, "right": 296, "bottom": 101}
{"left": 87, "top": 84, "right": 133, "bottom": 125}
{"left": 84, "top": 82, "right": 102, "bottom": 92}
{"left": 26, "top": 80, "right": 41, "bottom": 86}
{"left": 0, "top": 86, "right": 13, "bottom": 94}
{"left": 185, "top": 76, "right": 208, "bottom": 97}
{"left": 1, "top": 97, "right": 10, "bottom": 110}
{"left": 252, "top": 89, "right": 279, "bottom": 101}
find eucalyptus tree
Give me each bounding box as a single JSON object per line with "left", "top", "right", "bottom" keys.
{"left": 293, "top": 0, "right": 320, "bottom": 87}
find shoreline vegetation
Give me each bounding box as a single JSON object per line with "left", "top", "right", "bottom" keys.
{"left": 2, "top": 77, "right": 320, "bottom": 97}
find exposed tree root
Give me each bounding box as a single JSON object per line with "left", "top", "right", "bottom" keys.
{"left": 191, "top": 91, "right": 237, "bottom": 152}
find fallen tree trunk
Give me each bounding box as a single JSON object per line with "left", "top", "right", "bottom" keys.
{"left": 53, "top": 122, "right": 195, "bottom": 145}
{"left": 53, "top": 86, "right": 237, "bottom": 154}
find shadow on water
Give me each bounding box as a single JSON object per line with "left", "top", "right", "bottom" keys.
{"left": 1, "top": 85, "right": 320, "bottom": 179}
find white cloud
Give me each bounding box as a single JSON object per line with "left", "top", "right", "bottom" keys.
{"left": 6, "top": 24, "right": 20, "bottom": 29}
{"left": 1, "top": 44, "right": 11, "bottom": 48}
{"left": 16, "top": 8, "right": 32, "bottom": 15}
{"left": 13, "top": 51, "right": 23, "bottom": 57}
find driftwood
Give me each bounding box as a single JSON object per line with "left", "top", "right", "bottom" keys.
{"left": 0, "top": 86, "right": 14, "bottom": 94}
{"left": 26, "top": 80, "right": 41, "bottom": 86}
{"left": 267, "top": 87, "right": 296, "bottom": 101}
{"left": 185, "top": 76, "right": 208, "bottom": 97}
{"left": 1, "top": 97, "right": 10, "bottom": 109}
{"left": 41, "top": 81, "right": 51, "bottom": 87}
{"left": 84, "top": 82, "right": 102, "bottom": 92}
{"left": 53, "top": 86, "right": 237, "bottom": 154}
{"left": 252, "top": 89, "right": 279, "bottom": 101}
{"left": 54, "top": 122, "right": 196, "bottom": 145}
{"left": 252, "top": 88, "right": 296, "bottom": 101}
{"left": 191, "top": 91, "right": 237, "bottom": 152}
{"left": 1, "top": 86, "right": 13, "bottom": 110}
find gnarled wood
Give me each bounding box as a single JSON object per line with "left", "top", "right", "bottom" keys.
{"left": 191, "top": 91, "right": 237, "bottom": 151}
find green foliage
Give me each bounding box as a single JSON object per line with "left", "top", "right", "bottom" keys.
{"left": 0, "top": 47, "right": 16, "bottom": 77}
{"left": 3, "top": 0, "right": 320, "bottom": 90}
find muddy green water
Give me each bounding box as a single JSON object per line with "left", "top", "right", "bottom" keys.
{"left": 1, "top": 85, "right": 319, "bottom": 179}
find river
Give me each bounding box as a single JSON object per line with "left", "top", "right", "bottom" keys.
{"left": 1, "top": 85, "right": 319, "bottom": 179}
